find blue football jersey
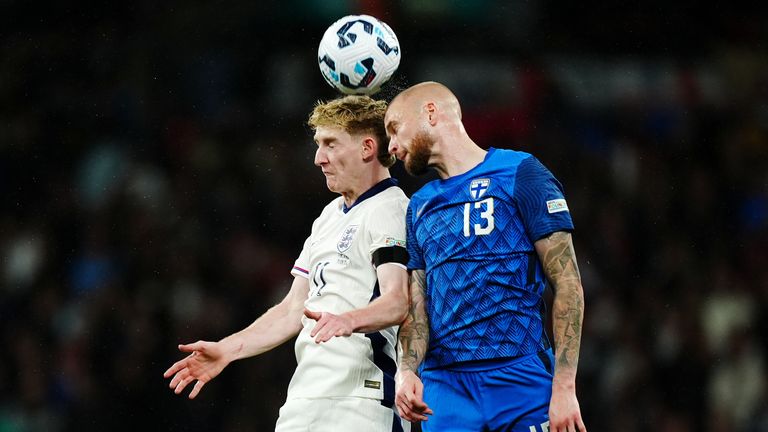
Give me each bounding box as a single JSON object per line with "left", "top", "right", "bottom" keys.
{"left": 406, "top": 148, "right": 574, "bottom": 369}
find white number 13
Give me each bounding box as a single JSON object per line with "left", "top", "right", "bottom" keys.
{"left": 463, "top": 198, "right": 495, "bottom": 237}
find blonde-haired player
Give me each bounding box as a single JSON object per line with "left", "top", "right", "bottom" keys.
{"left": 164, "top": 95, "right": 410, "bottom": 432}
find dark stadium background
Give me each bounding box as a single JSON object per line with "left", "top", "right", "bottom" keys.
{"left": 1, "top": 1, "right": 767, "bottom": 431}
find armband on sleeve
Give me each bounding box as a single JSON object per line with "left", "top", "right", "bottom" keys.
{"left": 372, "top": 246, "right": 409, "bottom": 267}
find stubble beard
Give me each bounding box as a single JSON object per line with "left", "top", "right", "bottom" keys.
{"left": 404, "top": 131, "right": 434, "bottom": 176}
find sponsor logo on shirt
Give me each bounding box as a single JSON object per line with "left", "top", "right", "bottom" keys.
{"left": 469, "top": 178, "right": 491, "bottom": 200}
{"left": 336, "top": 253, "right": 350, "bottom": 266}
{"left": 546, "top": 198, "right": 569, "bottom": 214}
{"left": 337, "top": 225, "right": 359, "bottom": 253}
{"left": 385, "top": 237, "right": 406, "bottom": 247}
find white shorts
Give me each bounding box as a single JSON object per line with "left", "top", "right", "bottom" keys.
{"left": 274, "top": 397, "right": 409, "bottom": 432}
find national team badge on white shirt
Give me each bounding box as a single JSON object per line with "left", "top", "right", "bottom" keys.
{"left": 337, "top": 225, "right": 359, "bottom": 253}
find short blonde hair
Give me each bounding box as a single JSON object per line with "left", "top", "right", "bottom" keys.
{"left": 308, "top": 95, "right": 395, "bottom": 168}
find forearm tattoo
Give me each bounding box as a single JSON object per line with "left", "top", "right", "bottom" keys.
{"left": 540, "top": 231, "right": 584, "bottom": 375}
{"left": 398, "top": 270, "right": 429, "bottom": 373}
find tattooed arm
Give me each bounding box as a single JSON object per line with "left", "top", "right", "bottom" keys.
{"left": 395, "top": 269, "right": 433, "bottom": 422}
{"left": 535, "top": 231, "right": 587, "bottom": 432}
{"left": 400, "top": 269, "right": 430, "bottom": 373}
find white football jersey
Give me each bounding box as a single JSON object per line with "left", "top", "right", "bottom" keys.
{"left": 288, "top": 180, "right": 408, "bottom": 403}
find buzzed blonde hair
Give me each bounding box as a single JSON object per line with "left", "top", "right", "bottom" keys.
{"left": 308, "top": 95, "right": 395, "bottom": 168}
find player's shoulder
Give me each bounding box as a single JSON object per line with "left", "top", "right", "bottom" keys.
{"left": 366, "top": 184, "right": 409, "bottom": 215}
{"left": 486, "top": 148, "right": 559, "bottom": 185}
{"left": 487, "top": 147, "right": 534, "bottom": 167}
{"left": 381, "top": 183, "right": 409, "bottom": 201}
{"left": 410, "top": 149, "right": 533, "bottom": 196}
{"left": 410, "top": 179, "right": 440, "bottom": 204}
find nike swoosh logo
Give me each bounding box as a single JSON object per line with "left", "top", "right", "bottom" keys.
{"left": 415, "top": 204, "right": 427, "bottom": 218}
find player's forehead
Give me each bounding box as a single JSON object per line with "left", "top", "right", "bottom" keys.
{"left": 384, "top": 98, "right": 405, "bottom": 127}
{"left": 313, "top": 125, "right": 350, "bottom": 142}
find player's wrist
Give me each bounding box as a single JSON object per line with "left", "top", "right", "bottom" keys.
{"left": 398, "top": 362, "right": 420, "bottom": 375}
{"left": 343, "top": 311, "right": 360, "bottom": 332}
{"left": 551, "top": 375, "right": 576, "bottom": 391}
{"left": 218, "top": 335, "right": 245, "bottom": 362}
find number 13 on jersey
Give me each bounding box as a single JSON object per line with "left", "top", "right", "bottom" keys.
{"left": 463, "top": 197, "right": 495, "bottom": 237}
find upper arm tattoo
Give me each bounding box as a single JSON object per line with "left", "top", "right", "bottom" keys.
{"left": 539, "top": 231, "right": 581, "bottom": 285}
{"left": 537, "top": 231, "right": 584, "bottom": 375}
{"left": 398, "top": 269, "right": 429, "bottom": 373}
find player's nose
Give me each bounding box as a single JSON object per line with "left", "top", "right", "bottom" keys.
{"left": 388, "top": 138, "right": 399, "bottom": 157}
{"left": 314, "top": 148, "right": 327, "bottom": 166}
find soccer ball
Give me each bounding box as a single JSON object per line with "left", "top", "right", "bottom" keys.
{"left": 317, "top": 14, "right": 401, "bottom": 95}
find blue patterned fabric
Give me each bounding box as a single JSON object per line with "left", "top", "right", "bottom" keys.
{"left": 406, "top": 148, "right": 574, "bottom": 369}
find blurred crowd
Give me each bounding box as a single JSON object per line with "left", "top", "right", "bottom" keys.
{"left": 1, "top": 1, "right": 767, "bottom": 431}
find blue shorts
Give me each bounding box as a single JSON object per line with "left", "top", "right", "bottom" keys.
{"left": 420, "top": 350, "right": 554, "bottom": 432}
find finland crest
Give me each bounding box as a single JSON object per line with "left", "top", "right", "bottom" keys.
{"left": 337, "top": 225, "right": 359, "bottom": 253}
{"left": 469, "top": 178, "right": 491, "bottom": 200}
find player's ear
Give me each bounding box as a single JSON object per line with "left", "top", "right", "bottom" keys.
{"left": 361, "top": 136, "right": 376, "bottom": 161}
{"left": 425, "top": 102, "right": 438, "bottom": 126}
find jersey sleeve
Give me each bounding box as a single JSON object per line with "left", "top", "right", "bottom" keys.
{"left": 513, "top": 155, "right": 575, "bottom": 241}
{"left": 405, "top": 200, "right": 425, "bottom": 270}
{"left": 367, "top": 198, "right": 409, "bottom": 267}
{"left": 291, "top": 235, "right": 311, "bottom": 279}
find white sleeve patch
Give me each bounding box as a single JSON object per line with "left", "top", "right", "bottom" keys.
{"left": 546, "top": 198, "right": 569, "bottom": 214}
{"left": 384, "top": 236, "right": 406, "bottom": 247}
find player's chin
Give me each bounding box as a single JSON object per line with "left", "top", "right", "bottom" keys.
{"left": 404, "top": 158, "right": 429, "bottom": 176}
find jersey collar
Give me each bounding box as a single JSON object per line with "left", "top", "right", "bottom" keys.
{"left": 342, "top": 178, "right": 398, "bottom": 214}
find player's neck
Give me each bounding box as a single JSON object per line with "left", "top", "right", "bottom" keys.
{"left": 434, "top": 138, "right": 486, "bottom": 179}
{"left": 341, "top": 170, "right": 390, "bottom": 208}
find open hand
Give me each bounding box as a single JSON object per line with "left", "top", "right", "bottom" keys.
{"left": 163, "top": 340, "right": 229, "bottom": 399}
{"left": 304, "top": 309, "right": 355, "bottom": 343}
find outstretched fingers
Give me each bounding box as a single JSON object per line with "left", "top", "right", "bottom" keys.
{"left": 174, "top": 375, "right": 196, "bottom": 395}
{"left": 305, "top": 309, "right": 326, "bottom": 338}
{"left": 577, "top": 417, "right": 587, "bottom": 432}
{"left": 163, "top": 357, "right": 188, "bottom": 379}
{"left": 165, "top": 342, "right": 204, "bottom": 378}
{"left": 164, "top": 340, "right": 219, "bottom": 399}
{"left": 304, "top": 308, "right": 322, "bottom": 322}
{"left": 306, "top": 309, "right": 341, "bottom": 343}
{"left": 188, "top": 380, "right": 206, "bottom": 399}
{"left": 311, "top": 322, "right": 329, "bottom": 340}
{"left": 178, "top": 341, "right": 206, "bottom": 353}
{"left": 168, "top": 367, "right": 189, "bottom": 389}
